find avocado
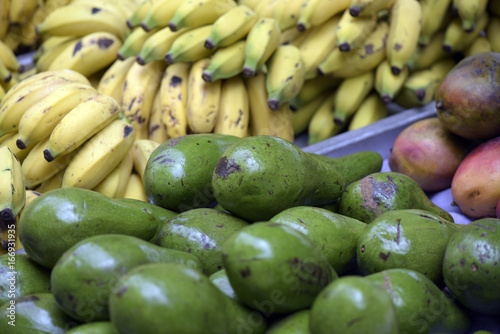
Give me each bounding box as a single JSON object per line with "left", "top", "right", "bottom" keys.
{"left": 66, "top": 322, "right": 114, "bottom": 334}
{"left": 208, "top": 268, "right": 238, "bottom": 301}
{"left": 50, "top": 234, "right": 202, "bottom": 322}
{"left": 265, "top": 309, "right": 311, "bottom": 334}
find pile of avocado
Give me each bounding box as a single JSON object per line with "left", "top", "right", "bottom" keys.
{"left": 1, "top": 134, "right": 499, "bottom": 334}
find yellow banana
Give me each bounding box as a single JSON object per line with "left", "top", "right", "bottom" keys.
{"left": 35, "top": 36, "right": 80, "bottom": 72}
{"left": 288, "top": 76, "right": 340, "bottom": 111}
{"left": 0, "top": 60, "right": 13, "bottom": 85}
{"left": 267, "top": 102, "right": 295, "bottom": 142}
{"left": 8, "top": 0, "right": 38, "bottom": 26}
{"left": 93, "top": 150, "right": 134, "bottom": 198}
{"left": 130, "top": 139, "right": 161, "bottom": 179}
{"left": 213, "top": 75, "right": 250, "bottom": 137}
{"left": 62, "top": 117, "right": 136, "bottom": 190}
{"left": 406, "top": 31, "right": 449, "bottom": 71}
{"left": 292, "top": 91, "right": 330, "bottom": 135}
{"left": 0, "top": 40, "right": 22, "bottom": 72}
{"left": 418, "top": 0, "right": 453, "bottom": 46}
{"left": 0, "top": 131, "right": 36, "bottom": 163}
{"left": 333, "top": 70, "right": 375, "bottom": 125}
{"left": 442, "top": 12, "right": 489, "bottom": 53}
{"left": 159, "top": 61, "right": 191, "bottom": 139}
{"left": 0, "top": 146, "right": 25, "bottom": 226}
{"left": 244, "top": 72, "right": 274, "bottom": 136}
{"left": 34, "top": 168, "right": 65, "bottom": 194}
{"left": 148, "top": 89, "right": 168, "bottom": 143}
{"left": 164, "top": 24, "right": 216, "bottom": 65}
{"left": 127, "top": 0, "right": 161, "bottom": 29}
{"left": 17, "top": 189, "right": 41, "bottom": 219}
{"left": 202, "top": 40, "right": 246, "bottom": 82}
{"left": 348, "top": 0, "right": 396, "bottom": 17}
{"left": 274, "top": 0, "right": 305, "bottom": 31}
{"left": 279, "top": 26, "right": 304, "bottom": 45}
{"left": 117, "top": 26, "right": 160, "bottom": 60}
{"left": 253, "top": 0, "right": 280, "bottom": 18}
{"left": 297, "top": 0, "right": 350, "bottom": 32}
{"left": 307, "top": 92, "right": 345, "bottom": 145}
{"left": 386, "top": 0, "right": 422, "bottom": 75}
{"left": 137, "top": 27, "right": 189, "bottom": 65}
{"left": 238, "top": 0, "right": 261, "bottom": 9}
{"left": 140, "top": 0, "right": 185, "bottom": 31}
{"left": 97, "top": 57, "right": 136, "bottom": 104}
{"left": 464, "top": 35, "right": 492, "bottom": 57}
{"left": 347, "top": 92, "right": 388, "bottom": 130}
{"left": 0, "top": 0, "right": 10, "bottom": 41}
{"left": 266, "top": 44, "right": 306, "bottom": 111}
{"left": 487, "top": 15, "right": 500, "bottom": 53}
{"left": 186, "top": 58, "right": 222, "bottom": 133}
{"left": 43, "top": 93, "right": 121, "bottom": 162}
{"left": 242, "top": 17, "right": 281, "bottom": 77}
{"left": 168, "top": 0, "right": 237, "bottom": 32}
{"left": 336, "top": 8, "right": 378, "bottom": 52}
{"left": 374, "top": 59, "right": 409, "bottom": 104}
{"left": 453, "top": 0, "right": 488, "bottom": 32}
{"left": 123, "top": 172, "right": 148, "bottom": 202}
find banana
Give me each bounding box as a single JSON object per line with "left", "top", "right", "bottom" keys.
{"left": 0, "top": 85, "right": 5, "bottom": 104}
{"left": 244, "top": 71, "right": 274, "bottom": 136}
{"left": 213, "top": 75, "right": 250, "bottom": 137}
{"left": 8, "top": 0, "right": 38, "bottom": 26}
{"left": 93, "top": 150, "right": 134, "bottom": 198}
{"left": 253, "top": 0, "right": 280, "bottom": 18}
{"left": 0, "top": 40, "right": 23, "bottom": 73}
{"left": 204, "top": 4, "right": 258, "bottom": 49}
{"left": 130, "top": 139, "right": 160, "bottom": 179}
{"left": 348, "top": 0, "right": 396, "bottom": 17}
{"left": 333, "top": 70, "right": 375, "bottom": 125}
{"left": 34, "top": 168, "right": 65, "bottom": 194}
{"left": 243, "top": 17, "right": 281, "bottom": 77}
{"left": 17, "top": 189, "right": 41, "bottom": 219}
{"left": 123, "top": 172, "right": 148, "bottom": 201}
{"left": 292, "top": 91, "right": 330, "bottom": 135}
{"left": 489, "top": 0, "right": 500, "bottom": 17}
{"left": 16, "top": 83, "right": 98, "bottom": 150}
{"left": 0, "top": 131, "right": 36, "bottom": 163}
{"left": 0, "top": 146, "right": 25, "bottom": 226}
{"left": 453, "top": 0, "right": 488, "bottom": 32}
{"left": 202, "top": 40, "right": 246, "bottom": 82}
{"left": 168, "top": 0, "right": 237, "bottom": 32}
{"left": 335, "top": 8, "right": 378, "bottom": 53}
{"left": 186, "top": 58, "right": 222, "bottom": 133}
{"left": 117, "top": 26, "right": 160, "bottom": 60}
{"left": 487, "top": 15, "right": 500, "bottom": 53}
{"left": 288, "top": 26, "right": 315, "bottom": 48}
{"left": 464, "top": 35, "right": 492, "bottom": 57}
{"left": 266, "top": 44, "right": 306, "bottom": 111}
{"left": 418, "top": 0, "right": 453, "bottom": 46}
{"left": 238, "top": 0, "right": 261, "bottom": 9}
{"left": 35, "top": 36, "right": 79, "bottom": 72}
{"left": 159, "top": 61, "right": 191, "bottom": 139}
{"left": 35, "top": 0, "right": 130, "bottom": 40}
{"left": 137, "top": 27, "right": 189, "bottom": 65}
{"left": 164, "top": 24, "right": 216, "bottom": 65}
{"left": 61, "top": 117, "right": 136, "bottom": 190}
{"left": 307, "top": 92, "right": 345, "bottom": 145}
{"left": 298, "top": 14, "right": 341, "bottom": 79}
{"left": 121, "top": 60, "right": 166, "bottom": 139}
{"left": 274, "top": 0, "right": 305, "bottom": 31}
{"left": 442, "top": 12, "right": 489, "bottom": 54}
{"left": 0, "top": 60, "right": 12, "bottom": 85}
{"left": 267, "top": 102, "right": 295, "bottom": 142}
{"left": 406, "top": 31, "right": 449, "bottom": 71}
{"left": 386, "top": 0, "right": 422, "bottom": 75}
{"left": 140, "top": 0, "right": 186, "bottom": 31}
{"left": 127, "top": 0, "right": 160, "bottom": 29}
{"left": 288, "top": 76, "right": 340, "bottom": 111}
{"left": 47, "top": 31, "right": 123, "bottom": 78}
{"left": 97, "top": 57, "right": 136, "bottom": 104}
{"left": 374, "top": 59, "right": 409, "bottom": 104}
{"left": 297, "top": 0, "right": 350, "bottom": 32}
{"left": 43, "top": 93, "right": 121, "bottom": 162}
{"left": 0, "top": 0, "right": 10, "bottom": 40}
{"left": 148, "top": 89, "right": 168, "bottom": 143}
{"left": 279, "top": 26, "right": 304, "bottom": 45}
{"left": 347, "top": 92, "right": 388, "bottom": 130}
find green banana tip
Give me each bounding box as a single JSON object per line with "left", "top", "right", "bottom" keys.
{"left": 140, "top": 22, "right": 151, "bottom": 32}
{"left": 242, "top": 66, "right": 256, "bottom": 78}
{"left": 204, "top": 39, "right": 215, "bottom": 50}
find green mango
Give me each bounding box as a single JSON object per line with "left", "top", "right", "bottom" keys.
{"left": 144, "top": 133, "right": 241, "bottom": 212}
{"left": 268, "top": 206, "right": 366, "bottom": 275}
{"left": 442, "top": 218, "right": 500, "bottom": 315}
{"left": 66, "top": 322, "right": 114, "bottom": 334}
{"left": 0, "top": 253, "right": 51, "bottom": 306}
{"left": 50, "top": 234, "right": 202, "bottom": 322}
{"left": 338, "top": 172, "right": 454, "bottom": 223}
{"left": 0, "top": 293, "right": 78, "bottom": 333}
{"left": 156, "top": 208, "right": 249, "bottom": 275}
{"left": 357, "top": 209, "right": 461, "bottom": 284}
{"left": 208, "top": 268, "right": 238, "bottom": 301}
{"left": 212, "top": 135, "right": 345, "bottom": 222}
{"left": 365, "top": 268, "right": 471, "bottom": 334}
{"left": 222, "top": 222, "right": 337, "bottom": 315}
{"left": 18, "top": 187, "right": 177, "bottom": 268}
{"left": 309, "top": 276, "right": 399, "bottom": 334}
{"left": 265, "top": 310, "right": 311, "bottom": 334}
{"left": 109, "top": 262, "right": 267, "bottom": 334}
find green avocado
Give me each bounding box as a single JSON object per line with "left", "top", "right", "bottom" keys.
{"left": 221, "top": 222, "right": 337, "bottom": 315}
{"left": 309, "top": 275, "right": 399, "bottom": 334}
{"left": 338, "top": 172, "right": 454, "bottom": 223}
{"left": 357, "top": 209, "right": 461, "bottom": 284}
{"left": 212, "top": 135, "right": 345, "bottom": 222}
{"left": 143, "top": 133, "right": 241, "bottom": 212}
{"left": 109, "top": 262, "right": 267, "bottom": 334}
{"left": 208, "top": 268, "right": 238, "bottom": 301}
{"left": 268, "top": 206, "right": 366, "bottom": 275}
{"left": 66, "top": 322, "right": 114, "bottom": 334}
{"left": 265, "top": 309, "right": 311, "bottom": 334}
{"left": 18, "top": 187, "right": 177, "bottom": 268}
{"left": 365, "top": 268, "right": 471, "bottom": 334}
{"left": 156, "top": 208, "right": 249, "bottom": 275}
{"left": 442, "top": 218, "right": 500, "bottom": 316}
{"left": 0, "top": 293, "right": 78, "bottom": 333}
{"left": 50, "top": 234, "right": 202, "bottom": 322}
{"left": 0, "top": 253, "right": 51, "bottom": 306}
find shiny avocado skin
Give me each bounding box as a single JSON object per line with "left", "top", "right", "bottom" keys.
{"left": 265, "top": 309, "right": 311, "bottom": 334}
{"left": 66, "top": 321, "right": 114, "bottom": 334}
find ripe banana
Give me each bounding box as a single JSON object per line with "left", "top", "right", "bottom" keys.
{"left": 279, "top": 26, "right": 303, "bottom": 45}
{"left": 117, "top": 26, "right": 160, "bottom": 60}
{"left": 17, "top": 189, "right": 41, "bottom": 219}
{"left": 159, "top": 62, "right": 191, "bottom": 139}
{"left": 140, "top": 0, "right": 184, "bottom": 31}
{"left": 187, "top": 58, "right": 222, "bottom": 133}
{"left": 418, "top": 0, "right": 453, "bottom": 46}
{"left": 123, "top": 172, "right": 148, "bottom": 202}
{"left": 137, "top": 27, "right": 189, "bottom": 65}
{"left": 130, "top": 139, "right": 161, "bottom": 179}
{"left": 0, "top": 131, "right": 36, "bottom": 163}
{"left": 0, "top": 0, "right": 10, "bottom": 40}
{"left": 8, "top": 0, "right": 38, "bottom": 26}
{"left": 127, "top": 0, "right": 160, "bottom": 29}
{"left": 34, "top": 168, "right": 65, "bottom": 194}
{"left": 348, "top": 0, "right": 396, "bottom": 17}
{"left": 97, "top": 57, "right": 136, "bottom": 104}
{"left": 347, "top": 92, "right": 388, "bottom": 131}
{"left": 16, "top": 83, "right": 98, "bottom": 150}
{"left": 274, "top": 0, "right": 304, "bottom": 31}
{"left": 297, "top": 0, "right": 350, "bottom": 32}
{"left": 253, "top": 0, "right": 280, "bottom": 18}
{"left": 148, "top": 89, "right": 168, "bottom": 143}
{"left": 307, "top": 92, "right": 344, "bottom": 145}
{"left": 453, "top": 0, "right": 488, "bottom": 32}
{"left": 292, "top": 91, "right": 330, "bottom": 135}
{"left": 62, "top": 117, "right": 136, "bottom": 190}
{"left": 406, "top": 31, "right": 449, "bottom": 71}
{"left": 213, "top": 75, "right": 250, "bottom": 137}
{"left": 204, "top": 4, "right": 258, "bottom": 49}
{"left": 0, "top": 40, "right": 22, "bottom": 72}
{"left": 333, "top": 70, "right": 375, "bottom": 125}
{"left": 202, "top": 40, "right": 246, "bottom": 82}
{"left": 242, "top": 17, "right": 281, "bottom": 77}
{"left": 386, "top": 0, "right": 422, "bottom": 75}
{"left": 168, "top": 0, "right": 237, "bottom": 32}
{"left": 267, "top": 102, "right": 295, "bottom": 143}
{"left": 121, "top": 60, "right": 166, "bottom": 139}
{"left": 93, "top": 150, "right": 134, "bottom": 199}
{"left": 336, "top": 8, "right": 378, "bottom": 52}
{"left": 443, "top": 12, "right": 489, "bottom": 53}
{"left": 43, "top": 93, "right": 121, "bottom": 162}
{"left": 374, "top": 59, "right": 409, "bottom": 104}
{"left": 164, "top": 24, "right": 216, "bottom": 65}
{"left": 35, "top": 36, "right": 79, "bottom": 72}
{"left": 266, "top": 44, "right": 306, "bottom": 111}
{"left": 0, "top": 61, "right": 13, "bottom": 85}
{"left": 487, "top": 15, "right": 500, "bottom": 53}
{"left": 0, "top": 146, "right": 25, "bottom": 226}
{"left": 288, "top": 76, "right": 340, "bottom": 111}
{"left": 244, "top": 72, "right": 274, "bottom": 136}
{"left": 464, "top": 35, "right": 492, "bottom": 57}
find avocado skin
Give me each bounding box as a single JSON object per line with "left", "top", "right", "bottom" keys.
{"left": 208, "top": 268, "right": 238, "bottom": 301}
{"left": 66, "top": 321, "right": 114, "bottom": 334}
{"left": 309, "top": 276, "right": 399, "bottom": 334}
{"left": 18, "top": 188, "right": 167, "bottom": 268}
{"left": 144, "top": 133, "right": 241, "bottom": 212}
{"left": 443, "top": 218, "right": 500, "bottom": 316}
{"left": 0, "top": 293, "right": 79, "bottom": 333}
{"left": 0, "top": 253, "right": 51, "bottom": 306}
{"left": 266, "top": 309, "right": 310, "bottom": 334}
{"left": 50, "top": 234, "right": 202, "bottom": 322}
{"left": 268, "top": 206, "right": 366, "bottom": 275}
{"left": 109, "top": 262, "right": 267, "bottom": 334}
{"left": 156, "top": 208, "right": 249, "bottom": 275}
{"left": 338, "top": 172, "right": 454, "bottom": 224}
